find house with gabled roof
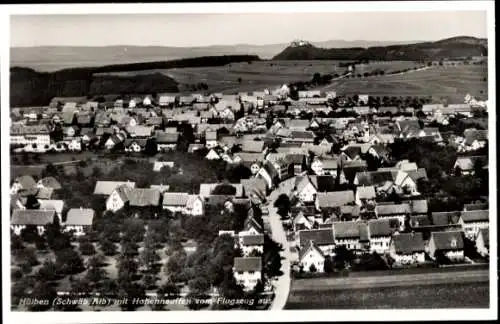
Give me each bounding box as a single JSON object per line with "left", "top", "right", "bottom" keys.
{"left": 156, "top": 131, "right": 179, "bottom": 151}
{"left": 332, "top": 221, "right": 368, "bottom": 253}
{"left": 238, "top": 234, "right": 264, "bottom": 257}
{"left": 11, "top": 175, "right": 37, "bottom": 195}
{"left": 355, "top": 186, "right": 376, "bottom": 205}
{"left": 298, "top": 228, "right": 335, "bottom": 255}
{"left": 38, "top": 199, "right": 65, "bottom": 222}
{"left": 475, "top": 228, "right": 489, "bottom": 257}
{"left": 294, "top": 175, "right": 318, "bottom": 203}
{"left": 105, "top": 184, "right": 134, "bottom": 212}
{"left": 453, "top": 156, "right": 487, "bottom": 175}
{"left": 427, "top": 231, "right": 465, "bottom": 262}
{"left": 459, "top": 210, "right": 489, "bottom": 239}
{"left": 315, "top": 191, "right": 355, "bottom": 211}
{"left": 367, "top": 219, "right": 392, "bottom": 254}
{"left": 389, "top": 232, "right": 426, "bottom": 267}
{"left": 299, "top": 240, "right": 327, "bottom": 273}
{"left": 64, "top": 208, "right": 95, "bottom": 236}
{"left": 293, "top": 211, "right": 315, "bottom": 232}
{"left": 128, "top": 188, "right": 161, "bottom": 208}
{"left": 375, "top": 203, "right": 410, "bottom": 232}
{"left": 162, "top": 192, "right": 190, "bottom": 213}
{"left": 11, "top": 209, "right": 56, "bottom": 235}
{"left": 233, "top": 257, "right": 262, "bottom": 291}
{"left": 124, "top": 138, "right": 147, "bottom": 152}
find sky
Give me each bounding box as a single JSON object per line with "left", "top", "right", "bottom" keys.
{"left": 10, "top": 11, "right": 487, "bottom": 47}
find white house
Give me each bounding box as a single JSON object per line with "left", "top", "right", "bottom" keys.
{"left": 64, "top": 208, "right": 95, "bottom": 236}
{"left": 10, "top": 124, "right": 51, "bottom": 147}
{"left": 458, "top": 210, "right": 489, "bottom": 240}
{"left": 389, "top": 232, "right": 426, "bottom": 267}
{"left": 205, "top": 148, "right": 221, "bottom": 160}
{"left": 11, "top": 209, "right": 56, "bottom": 236}
{"left": 233, "top": 257, "right": 262, "bottom": 291}
{"left": 427, "top": 231, "right": 465, "bottom": 262}
{"left": 475, "top": 228, "right": 489, "bottom": 257}
{"left": 298, "top": 228, "right": 336, "bottom": 256}
{"left": 293, "top": 211, "right": 315, "bottom": 232}
{"left": 238, "top": 234, "right": 264, "bottom": 257}
{"left": 106, "top": 184, "right": 134, "bottom": 212}
{"left": 298, "top": 240, "right": 326, "bottom": 273}
{"left": 294, "top": 175, "right": 318, "bottom": 203}
{"left": 185, "top": 195, "right": 204, "bottom": 216}
{"left": 38, "top": 199, "right": 65, "bottom": 223}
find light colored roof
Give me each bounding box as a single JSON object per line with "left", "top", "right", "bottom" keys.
{"left": 241, "top": 140, "right": 265, "bottom": 153}
{"left": 126, "top": 125, "right": 154, "bottom": 137}
{"left": 94, "top": 181, "right": 136, "bottom": 195}
{"left": 455, "top": 156, "right": 487, "bottom": 171}
{"left": 356, "top": 186, "right": 376, "bottom": 200}
{"left": 316, "top": 191, "right": 354, "bottom": 208}
{"left": 65, "top": 208, "right": 95, "bottom": 226}
{"left": 199, "top": 183, "right": 244, "bottom": 197}
{"left": 14, "top": 175, "right": 37, "bottom": 190}
{"left": 162, "top": 192, "right": 189, "bottom": 206}
{"left": 375, "top": 203, "right": 411, "bottom": 216}
{"left": 38, "top": 199, "right": 65, "bottom": 215}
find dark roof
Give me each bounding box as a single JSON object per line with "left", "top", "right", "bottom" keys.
{"left": 431, "top": 231, "right": 464, "bottom": 250}
{"left": 431, "top": 212, "right": 461, "bottom": 226}
{"left": 368, "top": 219, "right": 392, "bottom": 237}
{"left": 461, "top": 210, "right": 488, "bottom": 223}
{"left": 128, "top": 188, "right": 161, "bottom": 207}
{"left": 65, "top": 208, "right": 95, "bottom": 226}
{"left": 241, "top": 234, "right": 264, "bottom": 246}
{"left": 299, "top": 229, "right": 334, "bottom": 246}
{"left": 333, "top": 221, "right": 361, "bottom": 239}
{"left": 392, "top": 232, "right": 426, "bottom": 254}
{"left": 316, "top": 175, "right": 336, "bottom": 192}
{"left": 11, "top": 209, "right": 56, "bottom": 225}
{"left": 234, "top": 257, "right": 262, "bottom": 272}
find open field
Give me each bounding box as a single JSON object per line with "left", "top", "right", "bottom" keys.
{"left": 285, "top": 282, "right": 489, "bottom": 309}
{"left": 319, "top": 65, "right": 488, "bottom": 103}
{"left": 285, "top": 267, "right": 489, "bottom": 309}
{"left": 94, "top": 60, "right": 423, "bottom": 94}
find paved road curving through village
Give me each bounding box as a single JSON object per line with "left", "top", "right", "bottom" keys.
{"left": 268, "top": 177, "right": 296, "bottom": 310}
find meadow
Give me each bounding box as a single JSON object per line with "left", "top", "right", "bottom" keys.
{"left": 284, "top": 282, "right": 489, "bottom": 309}
{"left": 320, "top": 65, "right": 488, "bottom": 103}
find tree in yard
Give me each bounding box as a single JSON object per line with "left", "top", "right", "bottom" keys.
{"left": 323, "top": 256, "right": 334, "bottom": 273}
{"left": 55, "top": 248, "right": 84, "bottom": 275}
{"left": 333, "top": 245, "right": 355, "bottom": 270}
{"left": 144, "top": 138, "right": 158, "bottom": 156}
{"left": 36, "top": 260, "right": 59, "bottom": 282}
{"left": 26, "top": 281, "right": 57, "bottom": 311}
{"left": 21, "top": 247, "right": 39, "bottom": 267}
{"left": 309, "top": 263, "right": 317, "bottom": 273}
{"left": 188, "top": 276, "right": 211, "bottom": 294}
{"left": 118, "top": 281, "right": 146, "bottom": 311}
{"left": 121, "top": 218, "right": 145, "bottom": 243}
{"left": 79, "top": 241, "right": 96, "bottom": 256}
{"left": 140, "top": 243, "right": 161, "bottom": 272}
{"left": 100, "top": 238, "right": 118, "bottom": 256}
{"left": 165, "top": 250, "right": 187, "bottom": 283}
{"left": 118, "top": 257, "right": 139, "bottom": 283}
{"left": 85, "top": 264, "right": 107, "bottom": 289}
{"left": 158, "top": 280, "right": 180, "bottom": 299}
{"left": 20, "top": 225, "right": 39, "bottom": 243}
{"left": 274, "top": 194, "right": 291, "bottom": 219}
{"left": 237, "top": 77, "right": 242, "bottom": 83}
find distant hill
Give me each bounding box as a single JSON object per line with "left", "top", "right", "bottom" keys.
{"left": 10, "top": 55, "right": 259, "bottom": 107}
{"left": 272, "top": 36, "right": 487, "bottom": 61}
{"left": 11, "top": 40, "right": 424, "bottom": 72}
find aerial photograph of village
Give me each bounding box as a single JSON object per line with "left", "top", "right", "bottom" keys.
{"left": 7, "top": 8, "right": 492, "bottom": 313}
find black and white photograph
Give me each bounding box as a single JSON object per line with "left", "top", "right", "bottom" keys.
{"left": 1, "top": 1, "right": 496, "bottom": 323}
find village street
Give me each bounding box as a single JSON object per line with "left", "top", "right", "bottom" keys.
{"left": 267, "top": 176, "right": 296, "bottom": 310}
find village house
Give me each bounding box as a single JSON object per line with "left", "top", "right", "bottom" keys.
{"left": 475, "top": 228, "right": 489, "bottom": 257}
{"left": 94, "top": 180, "right": 136, "bottom": 196}
{"left": 64, "top": 208, "right": 95, "bottom": 236}
{"left": 124, "top": 139, "right": 147, "bottom": 152}
{"left": 106, "top": 184, "right": 134, "bottom": 212}
{"left": 205, "top": 130, "right": 219, "bottom": 149}
{"left": 294, "top": 175, "right": 318, "bottom": 203}
{"left": 367, "top": 219, "right": 392, "bottom": 254}
{"left": 128, "top": 188, "right": 161, "bottom": 209}
{"left": 10, "top": 124, "right": 51, "bottom": 147}
{"left": 185, "top": 195, "right": 204, "bottom": 216}
{"left": 238, "top": 234, "right": 264, "bottom": 257}
{"left": 11, "top": 175, "right": 37, "bottom": 195}
{"left": 332, "top": 221, "right": 368, "bottom": 253}
{"left": 162, "top": 192, "right": 190, "bottom": 213}
{"left": 233, "top": 257, "right": 262, "bottom": 291}
{"left": 298, "top": 240, "right": 327, "bottom": 273}
{"left": 11, "top": 209, "right": 56, "bottom": 236}
{"left": 315, "top": 191, "right": 355, "bottom": 212}
{"left": 453, "top": 156, "right": 487, "bottom": 175}
{"left": 458, "top": 210, "right": 489, "bottom": 240}
{"left": 427, "top": 231, "right": 465, "bottom": 262}
{"left": 104, "top": 132, "right": 127, "bottom": 150}
{"left": 355, "top": 186, "right": 376, "bottom": 206}
{"left": 459, "top": 129, "right": 488, "bottom": 152}
{"left": 156, "top": 131, "right": 179, "bottom": 151}
{"left": 292, "top": 211, "right": 316, "bottom": 232}
{"left": 38, "top": 199, "right": 65, "bottom": 222}
{"left": 389, "top": 232, "right": 426, "bottom": 267}
{"left": 463, "top": 202, "right": 488, "bottom": 211}
{"left": 298, "top": 228, "right": 336, "bottom": 256}
{"left": 374, "top": 204, "right": 409, "bottom": 232}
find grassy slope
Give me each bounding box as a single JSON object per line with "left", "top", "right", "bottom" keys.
{"left": 319, "top": 65, "right": 487, "bottom": 103}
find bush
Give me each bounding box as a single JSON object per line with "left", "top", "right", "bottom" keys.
{"left": 80, "top": 242, "right": 96, "bottom": 255}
